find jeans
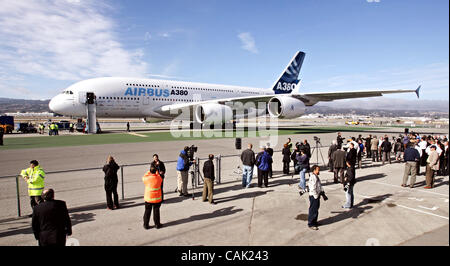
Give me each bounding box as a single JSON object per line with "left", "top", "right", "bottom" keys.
{"left": 343, "top": 184, "right": 354, "bottom": 208}
{"left": 242, "top": 165, "right": 253, "bottom": 187}
{"left": 308, "top": 196, "right": 320, "bottom": 227}
{"left": 299, "top": 168, "right": 307, "bottom": 190}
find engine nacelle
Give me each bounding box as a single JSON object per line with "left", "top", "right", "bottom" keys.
{"left": 195, "top": 103, "right": 233, "bottom": 124}
{"left": 267, "top": 96, "right": 306, "bottom": 119}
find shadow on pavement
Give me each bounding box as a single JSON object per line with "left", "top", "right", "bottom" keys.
{"left": 214, "top": 190, "right": 274, "bottom": 204}
{"left": 162, "top": 206, "right": 243, "bottom": 228}
{"left": 318, "top": 193, "right": 393, "bottom": 226}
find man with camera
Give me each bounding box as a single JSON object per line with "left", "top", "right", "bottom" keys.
{"left": 308, "top": 165, "right": 327, "bottom": 230}
{"left": 176, "top": 146, "right": 196, "bottom": 197}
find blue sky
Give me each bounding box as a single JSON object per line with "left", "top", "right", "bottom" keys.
{"left": 0, "top": 0, "right": 448, "bottom": 101}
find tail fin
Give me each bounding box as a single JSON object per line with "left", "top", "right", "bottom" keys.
{"left": 272, "top": 51, "right": 305, "bottom": 94}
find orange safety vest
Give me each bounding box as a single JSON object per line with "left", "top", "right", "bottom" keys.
{"left": 142, "top": 171, "right": 162, "bottom": 203}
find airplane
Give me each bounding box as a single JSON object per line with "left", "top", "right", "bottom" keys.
{"left": 48, "top": 51, "right": 421, "bottom": 128}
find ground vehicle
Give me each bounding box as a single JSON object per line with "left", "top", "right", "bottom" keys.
{"left": 0, "top": 116, "right": 14, "bottom": 134}
{"left": 56, "top": 121, "right": 71, "bottom": 130}
{"left": 18, "top": 123, "right": 38, "bottom": 133}
{"left": 75, "top": 121, "right": 86, "bottom": 132}
{"left": 345, "top": 120, "right": 360, "bottom": 125}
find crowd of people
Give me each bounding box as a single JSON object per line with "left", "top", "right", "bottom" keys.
{"left": 19, "top": 131, "right": 449, "bottom": 244}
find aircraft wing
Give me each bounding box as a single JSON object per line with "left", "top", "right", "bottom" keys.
{"left": 296, "top": 86, "right": 420, "bottom": 106}
{"left": 158, "top": 86, "right": 420, "bottom": 113}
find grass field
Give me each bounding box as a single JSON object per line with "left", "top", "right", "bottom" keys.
{"left": 0, "top": 126, "right": 381, "bottom": 150}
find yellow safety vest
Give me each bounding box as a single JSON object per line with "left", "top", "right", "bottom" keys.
{"left": 20, "top": 166, "right": 45, "bottom": 196}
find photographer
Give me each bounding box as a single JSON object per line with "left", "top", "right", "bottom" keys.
{"left": 296, "top": 149, "right": 310, "bottom": 195}
{"left": 307, "top": 165, "right": 327, "bottom": 231}
{"left": 176, "top": 146, "right": 195, "bottom": 197}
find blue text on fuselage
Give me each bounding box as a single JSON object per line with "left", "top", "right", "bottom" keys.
{"left": 124, "top": 87, "right": 170, "bottom": 97}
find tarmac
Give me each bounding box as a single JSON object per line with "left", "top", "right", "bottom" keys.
{"left": 0, "top": 127, "right": 448, "bottom": 246}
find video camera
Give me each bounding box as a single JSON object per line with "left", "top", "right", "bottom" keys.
{"left": 314, "top": 136, "right": 321, "bottom": 143}
{"left": 186, "top": 145, "right": 198, "bottom": 161}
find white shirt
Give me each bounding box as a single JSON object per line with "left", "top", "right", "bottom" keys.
{"left": 418, "top": 140, "right": 428, "bottom": 150}
{"left": 425, "top": 145, "right": 442, "bottom": 155}
{"left": 415, "top": 145, "right": 422, "bottom": 157}
{"left": 308, "top": 173, "right": 324, "bottom": 200}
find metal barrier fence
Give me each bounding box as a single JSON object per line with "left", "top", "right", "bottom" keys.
{"left": 0, "top": 145, "right": 330, "bottom": 219}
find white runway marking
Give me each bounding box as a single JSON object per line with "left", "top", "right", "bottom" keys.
{"left": 396, "top": 204, "right": 448, "bottom": 220}
{"left": 128, "top": 132, "right": 147, "bottom": 137}
{"left": 367, "top": 180, "right": 449, "bottom": 198}
{"left": 418, "top": 205, "right": 439, "bottom": 211}
{"left": 408, "top": 197, "right": 424, "bottom": 202}
{"left": 356, "top": 193, "right": 449, "bottom": 220}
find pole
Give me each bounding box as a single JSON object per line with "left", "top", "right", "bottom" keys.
{"left": 218, "top": 154, "right": 222, "bottom": 184}
{"left": 16, "top": 175, "right": 21, "bottom": 217}
{"left": 121, "top": 166, "right": 125, "bottom": 200}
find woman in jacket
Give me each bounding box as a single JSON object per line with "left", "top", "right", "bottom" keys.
{"left": 282, "top": 143, "right": 291, "bottom": 175}
{"left": 103, "top": 156, "right": 120, "bottom": 210}
{"left": 296, "top": 149, "right": 310, "bottom": 195}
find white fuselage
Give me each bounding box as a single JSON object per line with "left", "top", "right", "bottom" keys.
{"left": 49, "top": 77, "right": 272, "bottom": 119}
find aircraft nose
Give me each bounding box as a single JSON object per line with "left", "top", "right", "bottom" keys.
{"left": 49, "top": 95, "right": 65, "bottom": 114}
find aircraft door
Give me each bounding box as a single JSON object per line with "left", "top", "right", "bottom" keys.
{"left": 78, "top": 91, "right": 86, "bottom": 104}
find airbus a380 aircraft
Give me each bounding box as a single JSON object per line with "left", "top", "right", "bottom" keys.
{"left": 48, "top": 51, "right": 420, "bottom": 125}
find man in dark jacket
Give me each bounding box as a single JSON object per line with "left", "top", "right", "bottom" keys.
{"left": 332, "top": 147, "right": 346, "bottom": 184}
{"left": 266, "top": 143, "right": 274, "bottom": 178}
{"left": 402, "top": 142, "right": 421, "bottom": 188}
{"left": 103, "top": 156, "right": 120, "bottom": 210}
{"left": 151, "top": 154, "right": 166, "bottom": 201}
{"left": 291, "top": 145, "right": 300, "bottom": 174}
{"left": 337, "top": 132, "right": 344, "bottom": 149}
{"left": 241, "top": 144, "right": 255, "bottom": 188}
{"left": 32, "top": 189, "right": 72, "bottom": 246}
{"left": 202, "top": 154, "right": 216, "bottom": 204}
{"left": 365, "top": 135, "right": 372, "bottom": 158}
{"left": 256, "top": 147, "right": 271, "bottom": 188}
{"left": 343, "top": 143, "right": 357, "bottom": 209}
{"left": 282, "top": 143, "right": 291, "bottom": 175}
{"left": 381, "top": 137, "right": 392, "bottom": 165}
{"left": 302, "top": 139, "right": 311, "bottom": 159}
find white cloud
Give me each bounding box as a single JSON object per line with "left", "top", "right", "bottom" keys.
{"left": 238, "top": 32, "right": 258, "bottom": 54}
{"left": 0, "top": 0, "right": 149, "bottom": 95}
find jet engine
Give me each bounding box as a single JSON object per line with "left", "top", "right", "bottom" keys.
{"left": 195, "top": 103, "right": 233, "bottom": 124}
{"left": 267, "top": 96, "right": 306, "bottom": 119}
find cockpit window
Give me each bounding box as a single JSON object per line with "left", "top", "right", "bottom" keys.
{"left": 61, "top": 90, "right": 74, "bottom": 95}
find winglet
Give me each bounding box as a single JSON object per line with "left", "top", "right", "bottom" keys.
{"left": 415, "top": 85, "right": 421, "bottom": 99}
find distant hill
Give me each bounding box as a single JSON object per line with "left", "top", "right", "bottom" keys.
{"left": 0, "top": 98, "right": 51, "bottom": 114}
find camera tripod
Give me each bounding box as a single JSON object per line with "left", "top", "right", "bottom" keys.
{"left": 311, "top": 139, "right": 326, "bottom": 167}
{"left": 189, "top": 158, "right": 204, "bottom": 200}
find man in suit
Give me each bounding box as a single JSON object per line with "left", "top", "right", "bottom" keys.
{"left": 425, "top": 145, "right": 440, "bottom": 188}
{"left": 328, "top": 140, "right": 338, "bottom": 172}
{"left": 332, "top": 147, "right": 347, "bottom": 184}
{"left": 32, "top": 189, "right": 72, "bottom": 246}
